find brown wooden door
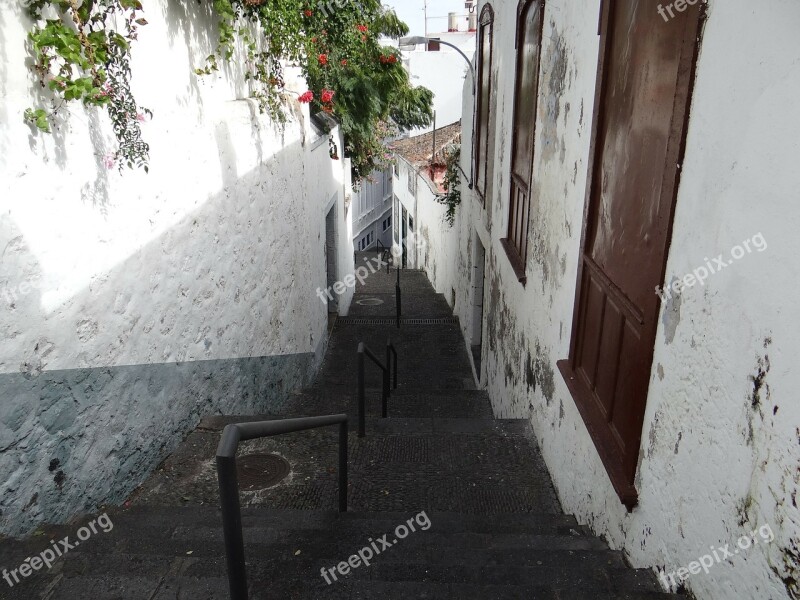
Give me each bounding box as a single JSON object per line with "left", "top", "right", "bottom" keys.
{"left": 559, "top": 0, "right": 702, "bottom": 508}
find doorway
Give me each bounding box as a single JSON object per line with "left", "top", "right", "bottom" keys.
{"left": 471, "top": 236, "right": 487, "bottom": 377}
{"left": 325, "top": 203, "right": 338, "bottom": 315}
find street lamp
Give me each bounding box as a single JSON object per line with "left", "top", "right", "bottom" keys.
{"left": 398, "top": 36, "right": 476, "bottom": 94}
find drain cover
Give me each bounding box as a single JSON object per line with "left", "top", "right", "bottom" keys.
{"left": 356, "top": 297, "right": 385, "bottom": 306}
{"left": 237, "top": 454, "right": 291, "bottom": 491}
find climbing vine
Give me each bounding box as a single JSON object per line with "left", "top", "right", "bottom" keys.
{"left": 436, "top": 144, "right": 462, "bottom": 227}
{"left": 22, "top": 0, "right": 433, "bottom": 180}
{"left": 25, "top": 0, "right": 151, "bottom": 171}
{"left": 204, "top": 0, "right": 433, "bottom": 182}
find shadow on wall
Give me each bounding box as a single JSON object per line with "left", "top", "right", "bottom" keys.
{"left": 160, "top": 0, "right": 251, "bottom": 112}
{"left": 5, "top": 3, "right": 73, "bottom": 170}
{"left": 0, "top": 131, "right": 333, "bottom": 538}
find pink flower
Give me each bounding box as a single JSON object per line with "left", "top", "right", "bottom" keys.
{"left": 298, "top": 91, "right": 314, "bottom": 103}
{"left": 103, "top": 154, "right": 116, "bottom": 169}
{"left": 136, "top": 112, "right": 147, "bottom": 122}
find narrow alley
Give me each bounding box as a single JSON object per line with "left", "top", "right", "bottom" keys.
{"left": 0, "top": 253, "right": 678, "bottom": 598}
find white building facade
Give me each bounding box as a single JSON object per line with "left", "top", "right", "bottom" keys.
{"left": 414, "top": 1, "right": 800, "bottom": 599}
{"left": 401, "top": 30, "right": 477, "bottom": 136}
{"left": 352, "top": 168, "right": 393, "bottom": 253}
{"left": 0, "top": 1, "right": 355, "bottom": 536}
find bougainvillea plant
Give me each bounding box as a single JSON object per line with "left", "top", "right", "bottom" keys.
{"left": 22, "top": 0, "right": 433, "bottom": 180}
{"left": 196, "top": 0, "right": 433, "bottom": 182}
{"left": 25, "top": 0, "right": 152, "bottom": 171}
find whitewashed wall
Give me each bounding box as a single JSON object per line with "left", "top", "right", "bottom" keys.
{"left": 403, "top": 38, "right": 475, "bottom": 136}
{"left": 0, "top": 1, "right": 354, "bottom": 536}
{"left": 419, "top": 0, "right": 800, "bottom": 598}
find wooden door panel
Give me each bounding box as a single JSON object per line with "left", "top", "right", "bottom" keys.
{"left": 576, "top": 273, "right": 605, "bottom": 391}
{"left": 560, "top": 0, "right": 702, "bottom": 508}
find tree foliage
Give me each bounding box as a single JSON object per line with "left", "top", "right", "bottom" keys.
{"left": 23, "top": 0, "right": 434, "bottom": 179}
{"left": 210, "top": 0, "right": 434, "bottom": 181}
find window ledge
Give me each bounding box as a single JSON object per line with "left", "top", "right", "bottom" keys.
{"left": 556, "top": 359, "right": 639, "bottom": 511}
{"left": 500, "top": 238, "right": 527, "bottom": 285}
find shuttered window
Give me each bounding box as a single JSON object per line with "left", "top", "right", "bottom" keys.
{"left": 502, "top": 0, "right": 545, "bottom": 284}
{"left": 474, "top": 5, "right": 495, "bottom": 202}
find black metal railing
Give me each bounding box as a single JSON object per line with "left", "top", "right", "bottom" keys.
{"left": 357, "top": 341, "right": 398, "bottom": 437}
{"left": 395, "top": 266, "right": 402, "bottom": 329}
{"left": 387, "top": 340, "right": 398, "bottom": 390}
{"left": 216, "top": 415, "right": 348, "bottom": 600}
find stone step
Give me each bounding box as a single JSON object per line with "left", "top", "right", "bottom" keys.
{"left": 99, "top": 506, "right": 585, "bottom": 536}
{"left": 6, "top": 572, "right": 683, "bottom": 600}
{"left": 319, "top": 321, "right": 477, "bottom": 391}
{"left": 213, "top": 390, "right": 495, "bottom": 420}
{"left": 348, "top": 292, "right": 454, "bottom": 318}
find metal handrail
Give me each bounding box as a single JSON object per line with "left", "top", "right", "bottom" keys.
{"left": 376, "top": 240, "right": 390, "bottom": 273}
{"left": 395, "top": 266, "right": 402, "bottom": 329}
{"left": 357, "top": 342, "right": 391, "bottom": 437}
{"left": 216, "top": 415, "right": 348, "bottom": 600}
{"left": 387, "top": 340, "right": 398, "bottom": 391}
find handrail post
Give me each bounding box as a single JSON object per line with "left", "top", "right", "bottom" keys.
{"left": 357, "top": 344, "right": 366, "bottom": 438}
{"left": 395, "top": 267, "right": 401, "bottom": 329}
{"left": 386, "top": 341, "right": 391, "bottom": 397}
{"left": 217, "top": 451, "right": 248, "bottom": 600}
{"left": 338, "top": 420, "right": 348, "bottom": 512}
{"left": 392, "top": 346, "right": 398, "bottom": 390}
{"left": 382, "top": 366, "right": 389, "bottom": 419}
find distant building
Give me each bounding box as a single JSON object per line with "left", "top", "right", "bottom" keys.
{"left": 390, "top": 121, "right": 461, "bottom": 269}
{"left": 352, "top": 168, "right": 393, "bottom": 253}
{"left": 400, "top": 23, "right": 476, "bottom": 135}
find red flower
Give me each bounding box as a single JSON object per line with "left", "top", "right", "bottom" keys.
{"left": 389, "top": 55, "right": 397, "bottom": 63}
{"left": 304, "top": 9, "right": 312, "bottom": 17}
{"left": 318, "top": 54, "right": 328, "bottom": 65}
{"left": 340, "top": 59, "right": 348, "bottom": 66}
{"left": 298, "top": 91, "right": 314, "bottom": 103}
{"left": 356, "top": 24, "right": 368, "bottom": 33}
{"left": 321, "top": 89, "right": 335, "bottom": 103}
{"left": 311, "top": 37, "right": 318, "bottom": 43}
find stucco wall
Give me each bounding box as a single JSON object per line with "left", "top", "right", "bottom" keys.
{"left": 422, "top": 0, "right": 800, "bottom": 598}
{"left": 0, "top": 2, "right": 354, "bottom": 536}
{"left": 404, "top": 47, "right": 475, "bottom": 136}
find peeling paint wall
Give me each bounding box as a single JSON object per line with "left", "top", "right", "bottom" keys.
{"left": 0, "top": 2, "right": 354, "bottom": 536}
{"left": 416, "top": 0, "right": 800, "bottom": 598}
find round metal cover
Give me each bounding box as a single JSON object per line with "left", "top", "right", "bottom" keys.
{"left": 356, "top": 297, "right": 384, "bottom": 306}
{"left": 237, "top": 454, "right": 291, "bottom": 491}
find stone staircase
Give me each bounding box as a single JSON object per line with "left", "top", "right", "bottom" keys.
{"left": 0, "top": 251, "right": 680, "bottom": 599}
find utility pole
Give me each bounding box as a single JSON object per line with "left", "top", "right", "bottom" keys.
{"left": 424, "top": 0, "right": 428, "bottom": 37}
